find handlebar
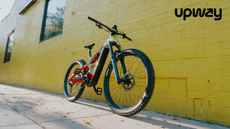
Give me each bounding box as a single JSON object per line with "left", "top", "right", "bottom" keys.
{"left": 88, "top": 16, "right": 98, "bottom": 23}
{"left": 88, "top": 16, "right": 132, "bottom": 41}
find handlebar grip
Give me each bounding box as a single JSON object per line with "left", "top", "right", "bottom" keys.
{"left": 88, "top": 16, "right": 98, "bottom": 23}
{"left": 125, "top": 36, "right": 132, "bottom": 41}
{"left": 122, "top": 34, "right": 132, "bottom": 41}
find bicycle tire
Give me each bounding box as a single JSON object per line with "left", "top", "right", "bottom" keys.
{"left": 64, "top": 60, "right": 86, "bottom": 102}
{"left": 104, "top": 49, "right": 155, "bottom": 116}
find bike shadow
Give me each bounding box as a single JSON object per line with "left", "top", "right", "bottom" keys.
{"left": 75, "top": 98, "right": 225, "bottom": 129}
{"left": 73, "top": 99, "right": 112, "bottom": 112}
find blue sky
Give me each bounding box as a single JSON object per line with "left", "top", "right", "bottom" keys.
{"left": 0, "top": 0, "right": 16, "bottom": 23}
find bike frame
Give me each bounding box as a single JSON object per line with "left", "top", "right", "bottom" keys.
{"left": 69, "top": 34, "right": 127, "bottom": 87}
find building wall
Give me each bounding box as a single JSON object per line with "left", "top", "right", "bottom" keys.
{"left": 0, "top": 0, "right": 230, "bottom": 126}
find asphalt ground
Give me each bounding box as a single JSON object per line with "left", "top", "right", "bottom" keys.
{"left": 0, "top": 84, "right": 229, "bottom": 129}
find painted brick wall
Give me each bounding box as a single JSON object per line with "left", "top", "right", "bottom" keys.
{"left": 0, "top": 0, "right": 230, "bottom": 126}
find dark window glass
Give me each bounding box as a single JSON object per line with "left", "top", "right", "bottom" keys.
{"left": 40, "top": 0, "right": 66, "bottom": 41}
{"left": 4, "top": 32, "right": 14, "bottom": 63}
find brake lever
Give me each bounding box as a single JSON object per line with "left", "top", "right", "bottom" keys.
{"left": 121, "top": 33, "right": 126, "bottom": 39}
{"left": 96, "top": 23, "right": 102, "bottom": 29}
{"left": 122, "top": 33, "right": 132, "bottom": 41}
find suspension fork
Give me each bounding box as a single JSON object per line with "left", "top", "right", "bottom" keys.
{"left": 109, "top": 41, "right": 127, "bottom": 84}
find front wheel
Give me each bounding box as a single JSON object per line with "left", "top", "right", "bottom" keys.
{"left": 104, "top": 49, "right": 155, "bottom": 116}
{"left": 64, "top": 60, "right": 86, "bottom": 102}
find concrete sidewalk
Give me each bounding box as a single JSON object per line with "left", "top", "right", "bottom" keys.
{"left": 0, "top": 84, "right": 229, "bottom": 129}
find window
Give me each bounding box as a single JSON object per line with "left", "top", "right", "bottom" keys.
{"left": 40, "top": 0, "right": 66, "bottom": 41}
{"left": 4, "top": 31, "right": 14, "bottom": 63}
{"left": 19, "top": 0, "right": 37, "bottom": 15}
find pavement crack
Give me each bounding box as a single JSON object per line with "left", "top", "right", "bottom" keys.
{"left": 40, "top": 113, "right": 113, "bottom": 123}
{"left": 0, "top": 100, "right": 46, "bottom": 129}
{"left": 0, "top": 123, "right": 38, "bottom": 128}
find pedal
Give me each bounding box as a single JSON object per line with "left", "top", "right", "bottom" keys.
{"left": 93, "top": 85, "right": 102, "bottom": 95}
{"left": 96, "top": 88, "right": 102, "bottom": 95}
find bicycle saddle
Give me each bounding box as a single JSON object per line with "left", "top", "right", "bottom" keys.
{"left": 84, "top": 43, "right": 95, "bottom": 50}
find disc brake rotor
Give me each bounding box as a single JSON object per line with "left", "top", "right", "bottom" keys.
{"left": 121, "top": 72, "right": 136, "bottom": 91}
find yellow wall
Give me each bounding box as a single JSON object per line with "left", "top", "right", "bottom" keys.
{"left": 0, "top": 0, "right": 230, "bottom": 126}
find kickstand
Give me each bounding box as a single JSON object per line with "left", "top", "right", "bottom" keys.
{"left": 93, "top": 86, "right": 102, "bottom": 95}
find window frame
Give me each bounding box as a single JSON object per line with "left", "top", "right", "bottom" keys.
{"left": 40, "top": 0, "right": 65, "bottom": 42}
{"left": 19, "top": 0, "right": 38, "bottom": 15}
{"left": 4, "top": 31, "right": 15, "bottom": 63}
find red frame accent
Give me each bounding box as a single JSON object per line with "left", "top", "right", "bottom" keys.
{"left": 88, "top": 72, "right": 94, "bottom": 81}
{"left": 81, "top": 66, "right": 89, "bottom": 71}
{"left": 68, "top": 74, "right": 83, "bottom": 83}
{"left": 68, "top": 66, "right": 94, "bottom": 83}
{"left": 91, "top": 54, "right": 99, "bottom": 63}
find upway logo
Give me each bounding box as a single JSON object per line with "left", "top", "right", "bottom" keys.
{"left": 175, "top": 8, "right": 222, "bottom": 21}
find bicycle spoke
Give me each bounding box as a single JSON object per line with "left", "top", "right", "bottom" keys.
{"left": 117, "top": 89, "right": 125, "bottom": 106}
{"left": 134, "top": 69, "right": 146, "bottom": 76}
{"left": 128, "top": 91, "right": 136, "bottom": 107}
{"left": 128, "top": 56, "right": 139, "bottom": 72}
{"left": 133, "top": 62, "right": 143, "bottom": 75}
{"left": 134, "top": 84, "right": 147, "bottom": 87}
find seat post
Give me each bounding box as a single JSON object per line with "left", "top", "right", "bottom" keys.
{"left": 88, "top": 49, "right": 92, "bottom": 61}
{"left": 84, "top": 43, "right": 95, "bottom": 62}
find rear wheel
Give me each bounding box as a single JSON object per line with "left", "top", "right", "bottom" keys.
{"left": 104, "top": 49, "right": 155, "bottom": 116}
{"left": 64, "top": 60, "right": 86, "bottom": 102}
